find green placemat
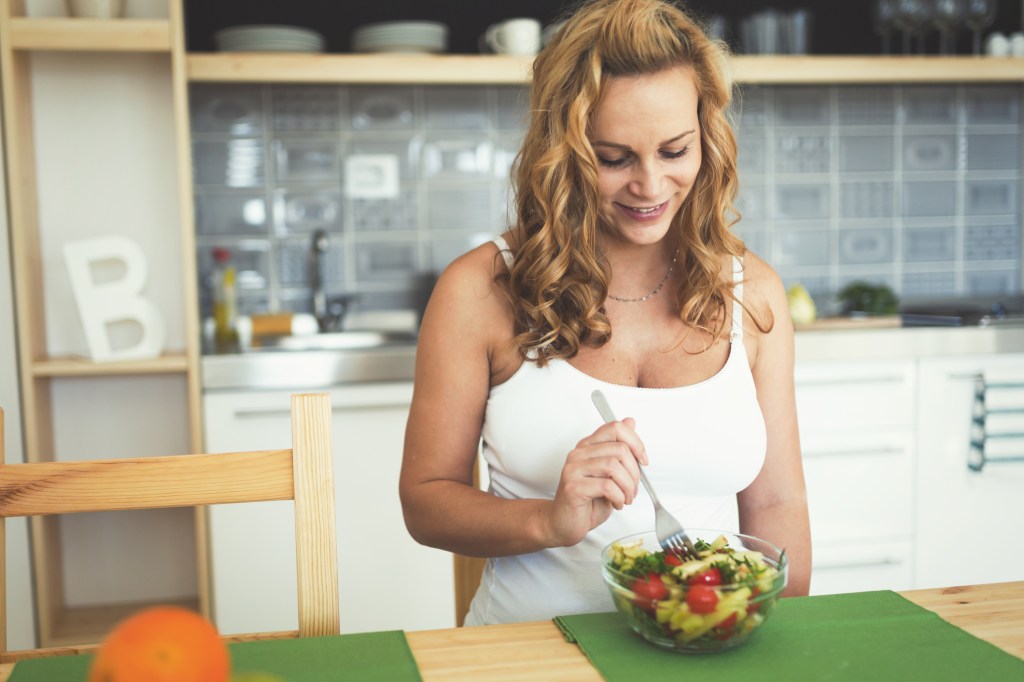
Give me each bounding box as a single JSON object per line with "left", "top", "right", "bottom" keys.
{"left": 8, "top": 630, "right": 422, "bottom": 682}
{"left": 555, "top": 590, "right": 1024, "bottom": 681}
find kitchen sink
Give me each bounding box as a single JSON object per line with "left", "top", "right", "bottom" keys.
{"left": 899, "top": 297, "right": 1024, "bottom": 328}
{"left": 250, "top": 330, "right": 418, "bottom": 352}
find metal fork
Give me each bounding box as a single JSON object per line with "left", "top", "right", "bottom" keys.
{"left": 591, "top": 389, "right": 697, "bottom": 558}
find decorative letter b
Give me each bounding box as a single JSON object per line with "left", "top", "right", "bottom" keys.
{"left": 63, "top": 236, "right": 166, "bottom": 362}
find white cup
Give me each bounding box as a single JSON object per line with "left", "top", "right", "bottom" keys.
{"left": 1010, "top": 32, "right": 1024, "bottom": 57}
{"left": 484, "top": 18, "right": 542, "bottom": 55}
{"left": 67, "top": 0, "right": 124, "bottom": 18}
{"left": 986, "top": 32, "right": 1010, "bottom": 57}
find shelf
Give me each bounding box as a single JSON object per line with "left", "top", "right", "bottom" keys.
{"left": 30, "top": 353, "right": 189, "bottom": 378}
{"left": 8, "top": 18, "right": 172, "bottom": 52}
{"left": 729, "top": 55, "right": 1024, "bottom": 84}
{"left": 186, "top": 53, "right": 1024, "bottom": 85}
{"left": 188, "top": 52, "right": 533, "bottom": 84}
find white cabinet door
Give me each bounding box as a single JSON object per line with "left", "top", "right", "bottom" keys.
{"left": 796, "top": 359, "right": 917, "bottom": 595}
{"left": 915, "top": 354, "right": 1024, "bottom": 589}
{"left": 203, "top": 384, "right": 456, "bottom": 634}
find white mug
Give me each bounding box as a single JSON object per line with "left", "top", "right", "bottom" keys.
{"left": 484, "top": 18, "right": 542, "bottom": 55}
{"left": 1010, "top": 32, "right": 1024, "bottom": 57}
{"left": 67, "top": 0, "right": 124, "bottom": 18}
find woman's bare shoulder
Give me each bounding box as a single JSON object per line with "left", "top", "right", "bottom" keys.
{"left": 421, "top": 240, "right": 513, "bottom": 345}
{"left": 739, "top": 250, "right": 786, "bottom": 304}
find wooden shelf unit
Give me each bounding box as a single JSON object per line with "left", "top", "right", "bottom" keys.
{"left": 187, "top": 52, "right": 1024, "bottom": 85}
{"left": 0, "top": 0, "right": 203, "bottom": 649}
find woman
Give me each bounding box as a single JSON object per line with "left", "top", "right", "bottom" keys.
{"left": 400, "top": 0, "right": 811, "bottom": 625}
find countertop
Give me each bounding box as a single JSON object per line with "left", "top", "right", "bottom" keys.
{"left": 201, "top": 323, "right": 1024, "bottom": 390}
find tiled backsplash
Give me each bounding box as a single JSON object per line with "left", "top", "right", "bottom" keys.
{"left": 190, "top": 83, "right": 1022, "bottom": 317}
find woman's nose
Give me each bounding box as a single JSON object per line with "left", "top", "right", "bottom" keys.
{"left": 628, "top": 160, "right": 661, "bottom": 199}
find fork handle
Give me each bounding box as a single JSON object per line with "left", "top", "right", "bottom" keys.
{"left": 590, "top": 390, "right": 660, "bottom": 505}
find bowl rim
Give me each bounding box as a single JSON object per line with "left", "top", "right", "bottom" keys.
{"left": 601, "top": 528, "right": 789, "bottom": 591}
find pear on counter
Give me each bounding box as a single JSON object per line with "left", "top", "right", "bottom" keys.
{"left": 786, "top": 283, "right": 817, "bottom": 326}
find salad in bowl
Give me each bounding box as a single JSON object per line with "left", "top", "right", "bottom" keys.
{"left": 601, "top": 529, "right": 787, "bottom": 653}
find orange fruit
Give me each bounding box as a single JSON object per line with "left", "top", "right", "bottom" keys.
{"left": 88, "top": 605, "right": 231, "bottom": 682}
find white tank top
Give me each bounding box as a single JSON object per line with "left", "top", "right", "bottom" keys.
{"left": 464, "top": 237, "right": 767, "bottom": 626}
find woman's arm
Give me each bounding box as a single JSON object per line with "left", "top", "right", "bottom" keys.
{"left": 399, "top": 243, "right": 646, "bottom": 558}
{"left": 736, "top": 254, "right": 812, "bottom": 597}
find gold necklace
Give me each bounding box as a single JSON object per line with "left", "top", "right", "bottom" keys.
{"left": 608, "top": 250, "right": 678, "bottom": 303}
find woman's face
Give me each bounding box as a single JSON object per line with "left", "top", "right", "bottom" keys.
{"left": 589, "top": 65, "right": 702, "bottom": 248}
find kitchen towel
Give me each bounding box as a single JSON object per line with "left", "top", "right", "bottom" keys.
{"left": 554, "top": 590, "right": 1024, "bottom": 681}
{"left": 7, "top": 630, "right": 423, "bottom": 681}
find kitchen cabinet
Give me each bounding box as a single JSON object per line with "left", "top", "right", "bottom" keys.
{"left": 915, "top": 353, "right": 1024, "bottom": 589}
{"left": 0, "top": 0, "right": 203, "bottom": 647}
{"left": 795, "top": 359, "right": 917, "bottom": 595}
{"left": 202, "top": 383, "right": 456, "bottom": 634}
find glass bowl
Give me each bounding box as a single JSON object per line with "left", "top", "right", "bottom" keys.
{"left": 601, "top": 529, "right": 788, "bottom": 653}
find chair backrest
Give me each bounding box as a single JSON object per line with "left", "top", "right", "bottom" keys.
{"left": 0, "top": 393, "right": 339, "bottom": 661}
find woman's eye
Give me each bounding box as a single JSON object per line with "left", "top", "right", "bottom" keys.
{"left": 597, "top": 156, "right": 628, "bottom": 168}
{"left": 662, "top": 146, "right": 691, "bottom": 160}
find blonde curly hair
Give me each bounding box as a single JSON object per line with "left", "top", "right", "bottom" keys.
{"left": 500, "top": 0, "right": 767, "bottom": 364}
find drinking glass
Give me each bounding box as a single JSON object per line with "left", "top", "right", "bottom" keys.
{"left": 964, "top": 0, "right": 998, "bottom": 54}
{"left": 894, "top": 0, "right": 932, "bottom": 53}
{"left": 932, "top": 0, "right": 966, "bottom": 54}
{"left": 874, "top": 0, "right": 899, "bottom": 53}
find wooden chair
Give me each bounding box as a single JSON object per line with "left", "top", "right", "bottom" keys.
{"left": 0, "top": 393, "right": 339, "bottom": 663}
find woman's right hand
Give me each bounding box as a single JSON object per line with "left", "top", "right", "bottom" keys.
{"left": 545, "top": 417, "right": 648, "bottom": 547}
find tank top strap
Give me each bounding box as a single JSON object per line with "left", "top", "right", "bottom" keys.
{"left": 493, "top": 236, "right": 514, "bottom": 269}
{"left": 731, "top": 256, "right": 743, "bottom": 340}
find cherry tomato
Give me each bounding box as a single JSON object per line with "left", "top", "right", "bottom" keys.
{"left": 685, "top": 584, "right": 719, "bottom": 614}
{"left": 713, "top": 612, "right": 739, "bottom": 640}
{"left": 692, "top": 567, "right": 723, "bottom": 586}
{"left": 664, "top": 553, "right": 684, "bottom": 567}
{"left": 631, "top": 572, "right": 668, "bottom": 610}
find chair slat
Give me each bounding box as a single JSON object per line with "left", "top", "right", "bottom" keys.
{"left": 0, "top": 449, "right": 294, "bottom": 517}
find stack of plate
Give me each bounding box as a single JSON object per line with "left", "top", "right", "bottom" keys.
{"left": 214, "top": 25, "right": 326, "bottom": 53}
{"left": 351, "top": 21, "right": 448, "bottom": 53}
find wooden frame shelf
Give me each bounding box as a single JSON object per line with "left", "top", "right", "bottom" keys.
{"left": 187, "top": 53, "right": 1024, "bottom": 85}
{"left": 0, "top": 0, "right": 204, "bottom": 651}
{"left": 8, "top": 18, "right": 171, "bottom": 52}
{"left": 30, "top": 354, "right": 189, "bottom": 378}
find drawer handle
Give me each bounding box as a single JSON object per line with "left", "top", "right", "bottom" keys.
{"left": 814, "top": 558, "right": 902, "bottom": 571}
{"left": 797, "top": 375, "right": 906, "bottom": 388}
{"left": 969, "top": 374, "right": 1024, "bottom": 472}
{"left": 804, "top": 447, "right": 902, "bottom": 459}
{"left": 234, "top": 404, "right": 408, "bottom": 418}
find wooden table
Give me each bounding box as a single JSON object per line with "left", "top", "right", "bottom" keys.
{"left": 2, "top": 582, "right": 1021, "bottom": 681}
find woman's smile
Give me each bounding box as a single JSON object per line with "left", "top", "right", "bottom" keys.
{"left": 615, "top": 200, "right": 670, "bottom": 221}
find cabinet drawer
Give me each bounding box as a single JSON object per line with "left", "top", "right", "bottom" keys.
{"left": 796, "top": 360, "right": 916, "bottom": 432}
{"left": 803, "top": 431, "right": 914, "bottom": 543}
{"left": 810, "top": 540, "right": 914, "bottom": 595}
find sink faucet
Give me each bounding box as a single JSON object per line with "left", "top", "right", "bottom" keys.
{"left": 311, "top": 229, "right": 330, "bottom": 329}
{"left": 310, "top": 229, "right": 353, "bottom": 333}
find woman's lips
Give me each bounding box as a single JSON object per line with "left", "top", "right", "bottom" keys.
{"left": 616, "top": 200, "right": 668, "bottom": 221}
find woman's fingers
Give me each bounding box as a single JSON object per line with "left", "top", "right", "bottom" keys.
{"left": 562, "top": 448, "right": 639, "bottom": 505}
{"left": 578, "top": 418, "right": 648, "bottom": 466}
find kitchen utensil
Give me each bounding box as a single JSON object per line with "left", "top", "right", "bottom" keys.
{"left": 590, "top": 389, "right": 697, "bottom": 558}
